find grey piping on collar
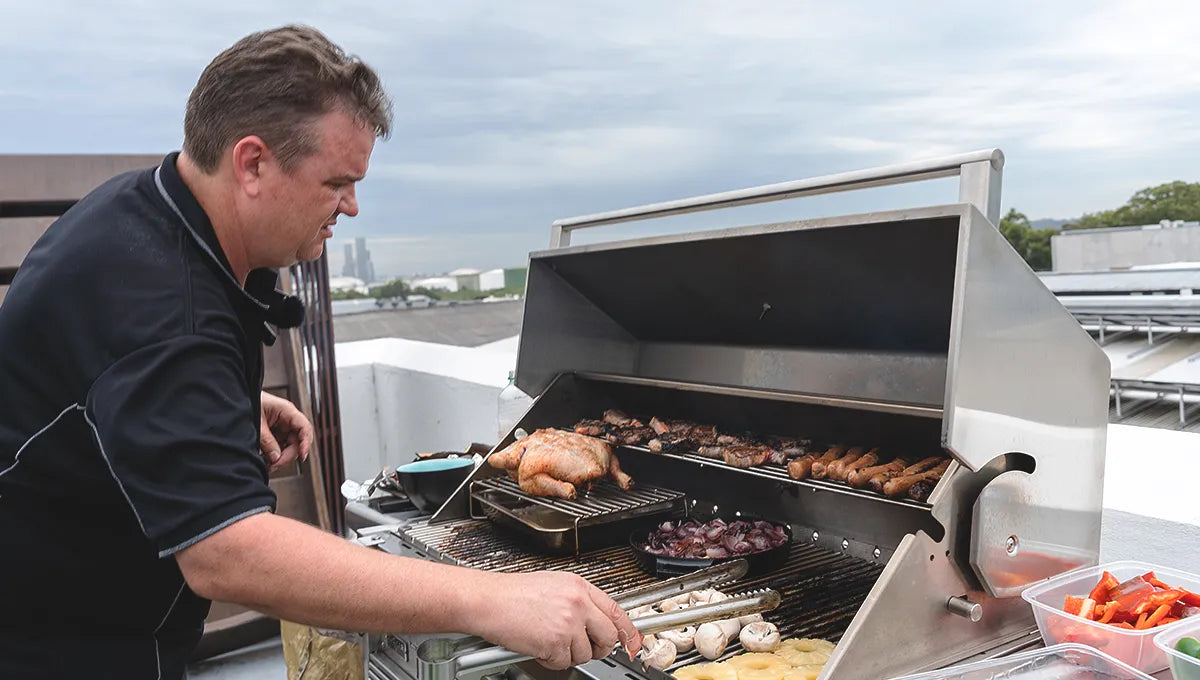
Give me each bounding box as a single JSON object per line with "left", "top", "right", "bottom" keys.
{"left": 153, "top": 165, "right": 268, "bottom": 312}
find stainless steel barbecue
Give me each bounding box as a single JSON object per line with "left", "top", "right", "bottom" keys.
{"left": 353, "top": 149, "right": 1110, "bottom": 680}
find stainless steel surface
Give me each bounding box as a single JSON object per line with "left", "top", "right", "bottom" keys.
{"left": 369, "top": 150, "right": 1109, "bottom": 680}
{"left": 469, "top": 476, "right": 687, "bottom": 554}
{"left": 946, "top": 596, "right": 984, "bottom": 622}
{"left": 614, "top": 560, "right": 748, "bottom": 609}
{"left": 548, "top": 148, "right": 1003, "bottom": 246}
{"left": 418, "top": 591, "right": 781, "bottom": 680}
{"left": 944, "top": 207, "right": 1109, "bottom": 596}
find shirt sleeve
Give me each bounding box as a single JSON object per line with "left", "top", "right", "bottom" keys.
{"left": 85, "top": 335, "right": 276, "bottom": 557}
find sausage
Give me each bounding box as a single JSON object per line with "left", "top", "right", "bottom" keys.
{"left": 787, "top": 454, "right": 817, "bottom": 480}
{"left": 883, "top": 459, "right": 951, "bottom": 498}
{"left": 806, "top": 446, "right": 846, "bottom": 479}
{"left": 848, "top": 458, "right": 907, "bottom": 489}
{"left": 822, "top": 447, "right": 865, "bottom": 481}
{"left": 869, "top": 456, "right": 943, "bottom": 493}
{"left": 907, "top": 479, "right": 937, "bottom": 503}
{"left": 836, "top": 448, "right": 880, "bottom": 482}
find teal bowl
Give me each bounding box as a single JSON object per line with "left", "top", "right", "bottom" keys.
{"left": 394, "top": 458, "right": 475, "bottom": 513}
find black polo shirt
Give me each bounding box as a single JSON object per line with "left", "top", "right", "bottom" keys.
{"left": 0, "top": 153, "right": 280, "bottom": 679}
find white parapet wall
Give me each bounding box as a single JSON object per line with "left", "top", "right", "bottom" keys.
{"left": 1101, "top": 423, "right": 1200, "bottom": 573}
{"left": 335, "top": 337, "right": 519, "bottom": 483}
{"left": 334, "top": 338, "right": 1200, "bottom": 575}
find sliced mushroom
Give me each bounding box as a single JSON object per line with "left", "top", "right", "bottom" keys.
{"left": 639, "top": 636, "right": 678, "bottom": 670}
{"left": 658, "top": 626, "right": 697, "bottom": 653}
{"left": 694, "top": 622, "right": 731, "bottom": 660}
{"left": 739, "top": 621, "right": 781, "bottom": 653}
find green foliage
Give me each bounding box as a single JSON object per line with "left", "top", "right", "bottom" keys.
{"left": 1065, "top": 181, "right": 1200, "bottom": 230}
{"left": 999, "top": 208, "right": 1056, "bottom": 271}
{"left": 329, "top": 289, "right": 368, "bottom": 300}
{"left": 369, "top": 278, "right": 411, "bottom": 300}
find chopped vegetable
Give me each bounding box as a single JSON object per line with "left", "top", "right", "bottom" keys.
{"left": 1061, "top": 572, "right": 1200, "bottom": 630}
{"left": 1177, "top": 636, "right": 1200, "bottom": 660}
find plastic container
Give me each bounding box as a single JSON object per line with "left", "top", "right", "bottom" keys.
{"left": 497, "top": 370, "right": 533, "bottom": 438}
{"left": 1021, "top": 560, "right": 1200, "bottom": 674}
{"left": 1154, "top": 616, "right": 1200, "bottom": 680}
{"left": 890, "top": 643, "right": 1153, "bottom": 679}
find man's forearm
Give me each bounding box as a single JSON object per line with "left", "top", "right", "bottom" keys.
{"left": 177, "top": 512, "right": 497, "bottom": 635}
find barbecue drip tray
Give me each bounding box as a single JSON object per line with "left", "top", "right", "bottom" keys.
{"left": 395, "top": 517, "right": 883, "bottom": 673}
{"left": 469, "top": 476, "right": 688, "bottom": 554}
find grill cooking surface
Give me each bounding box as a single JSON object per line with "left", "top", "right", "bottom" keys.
{"left": 473, "top": 477, "right": 687, "bottom": 524}
{"left": 398, "top": 518, "right": 883, "bottom": 666}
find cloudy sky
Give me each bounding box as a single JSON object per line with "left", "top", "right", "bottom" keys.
{"left": 4, "top": 1, "right": 1200, "bottom": 278}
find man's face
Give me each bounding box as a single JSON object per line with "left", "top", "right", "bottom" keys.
{"left": 256, "top": 109, "right": 375, "bottom": 267}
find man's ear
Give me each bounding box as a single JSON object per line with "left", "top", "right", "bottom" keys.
{"left": 230, "top": 136, "right": 271, "bottom": 198}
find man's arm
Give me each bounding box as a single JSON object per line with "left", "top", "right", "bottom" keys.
{"left": 176, "top": 512, "right": 641, "bottom": 670}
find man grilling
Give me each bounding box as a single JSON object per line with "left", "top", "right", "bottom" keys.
{"left": 0, "top": 25, "right": 640, "bottom": 680}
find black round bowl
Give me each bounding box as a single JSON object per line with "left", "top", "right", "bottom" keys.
{"left": 393, "top": 458, "right": 475, "bottom": 514}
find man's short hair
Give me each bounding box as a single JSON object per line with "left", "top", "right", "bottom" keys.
{"left": 183, "top": 25, "right": 393, "bottom": 173}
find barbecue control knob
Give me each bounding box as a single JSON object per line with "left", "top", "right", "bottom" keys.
{"left": 946, "top": 596, "right": 983, "bottom": 622}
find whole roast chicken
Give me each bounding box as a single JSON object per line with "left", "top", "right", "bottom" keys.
{"left": 488, "top": 429, "right": 634, "bottom": 499}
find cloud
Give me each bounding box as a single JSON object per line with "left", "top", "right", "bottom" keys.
{"left": 4, "top": 0, "right": 1200, "bottom": 274}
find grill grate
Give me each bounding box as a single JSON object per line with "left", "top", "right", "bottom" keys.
{"left": 397, "top": 518, "right": 883, "bottom": 668}
{"left": 472, "top": 477, "right": 687, "bottom": 524}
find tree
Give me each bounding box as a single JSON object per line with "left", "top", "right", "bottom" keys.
{"left": 329, "top": 289, "right": 368, "bottom": 301}
{"left": 998, "top": 208, "right": 1056, "bottom": 271}
{"left": 369, "top": 278, "right": 411, "bottom": 300}
{"left": 1065, "top": 181, "right": 1200, "bottom": 230}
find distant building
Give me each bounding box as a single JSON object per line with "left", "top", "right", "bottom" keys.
{"left": 409, "top": 276, "right": 459, "bottom": 292}
{"left": 328, "top": 276, "right": 369, "bottom": 295}
{"left": 1052, "top": 220, "right": 1200, "bottom": 271}
{"left": 449, "top": 267, "right": 505, "bottom": 292}
{"left": 341, "top": 243, "right": 356, "bottom": 278}
{"left": 354, "top": 237, "right": 376, "bottom": 283}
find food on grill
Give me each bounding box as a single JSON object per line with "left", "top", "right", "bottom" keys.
{"left": 738, "top": 612, "right": 763, "bottom": 626}
{"left": 660, "top": 626, "right": 697, "bottom": 653}
{"left": 1060, "top": 569, "right": 1200, "bottom": 630}
{"left": 695, "top": 621, "right": 733, "bottom": 659}
{"left": 739, "top": 622, "right": 781, "bottom": 652}
{"left": 605, "top": 409, "right": 643, "bottom": 427}
{"left": 727, "top": 652, "right": 789, "bottom": 680}
{"left": 638, "top": 519, "right": 790, "bottom": 559}
{"left": 691, "top": 589, "right": 728, "bottom": 605}
{"left": 488, "top": 429, "right": 634, "bottom": 499}
{"left": 781, "top": 666, "right": 822, "bottom": 680}
{"left": 846, "top": 458, "right": 907, "bottom": 489}
{"left": 629, "top": 604, "right": 657, "bottom": 619}
{"left": 723, "top": 445, "right": 774, "bottom": 469}
{"left": 787, "top": 446, "right": 842, "bottom": 481}
{"left": 867, "top": 456, "right": 945, "bottom": 494}
{"left": 773, "top": 638, "right": 835, "bottom": 671}
{"left": 821, "top": 446, "right": 865, "bottom": 481}
{"left": 882, "top": 459, "right": 951, "bottom": 498}
{"left": 571, "top": 410, "right": 952, "bottom": 502}
{"left": 672, "top": 662, "right": 737, "bottom": 680}
{"left": 716, "top": 618, "right": 743, "bottom": 638}
{"left": 640, "top": 635, "right": 679, "bottom": 670}
{"left": 810, "top": 446, "right": 854, "bottom": 479}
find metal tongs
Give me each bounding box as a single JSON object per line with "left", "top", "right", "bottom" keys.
{"left": 416, "top": 559, "right": 781, "bottom": 680}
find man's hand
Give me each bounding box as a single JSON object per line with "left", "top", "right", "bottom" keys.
{"left": 259, "top": 391, "right": 313, "bottom": 472}
{"left": 474, "top": 571, "right": 642, "bottom": 670}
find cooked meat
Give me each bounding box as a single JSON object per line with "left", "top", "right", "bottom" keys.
{"left": 810, "top": 445, "right": 849, "bottom": 479}
{"left": 722, "top": 445, "right": 772, "bottom": 468}
{"left": 847, "top": 459, "right": 907, "bottom": 489}
{"left": 649, "top": 416, "right": 674, "bottom": 436}
{"left": 695, "top": 445, "right": 726, "bottom": 459}
{"left": 883, "top": 459, "right": 951, "bottom": 498}
{"left": 605, "top": 426, "right": 654, "bottom": 447}
{"left": 825, "top": 447, "right": 867, "bottom": 482}
{"left": 907, "top": 479, "right": 937, "bottom": 502}
{"left": 573, "top": 419, "right": 609, "bottom": 437}
{"left": 489, "top": 429, "right": 634, "bottom": 499}
{"left": 648, "top": 431, "right": 691, "bottom": 453}
{"left": 842, "top": 448, "right": 880, "bottom": 477}
{"left": 603, "top": 409, "right": 642, "bottom": 427}
{"left": 790, "top": 446, "right": 843, "bottom": 480}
